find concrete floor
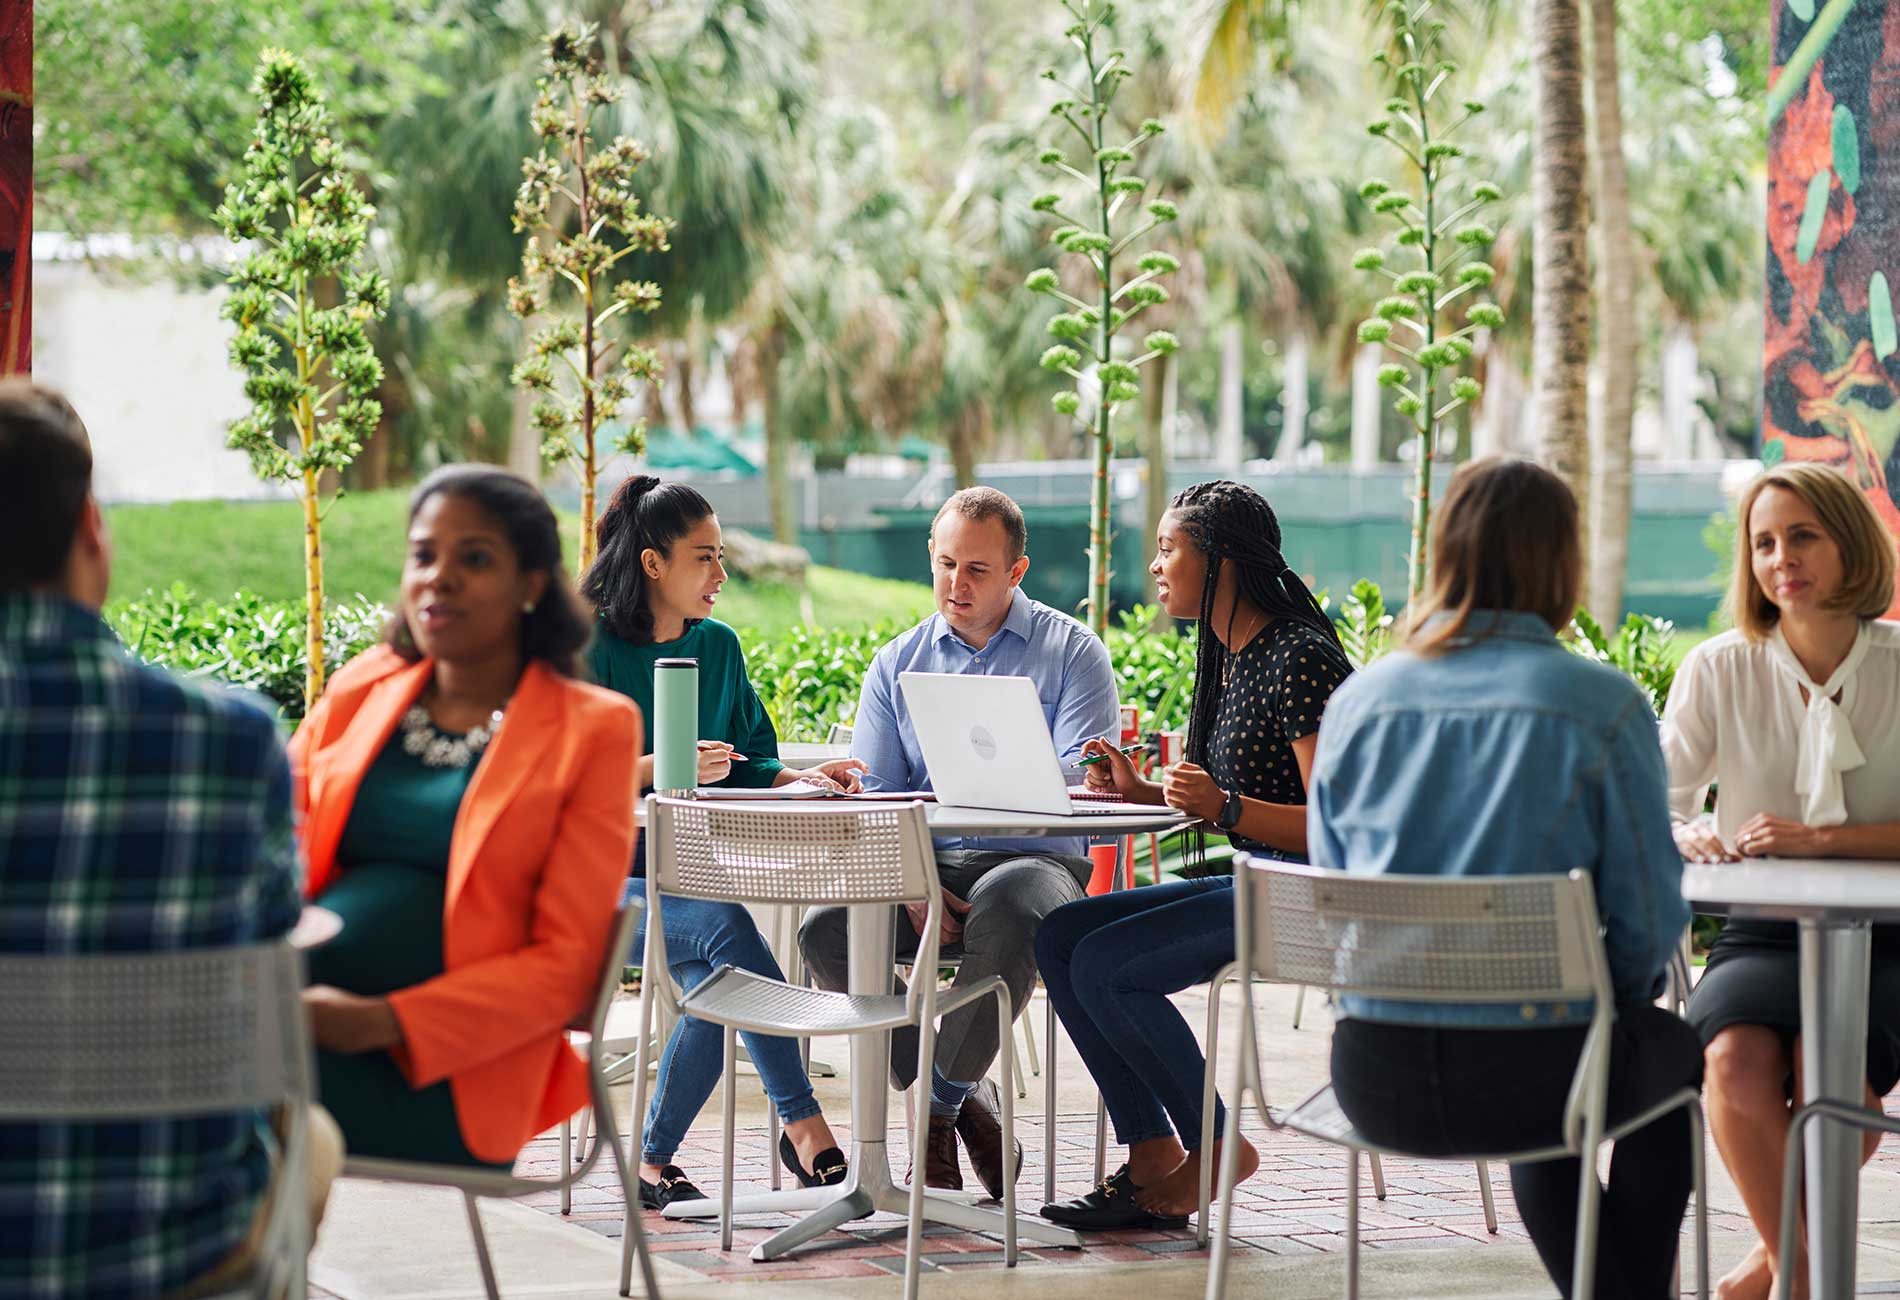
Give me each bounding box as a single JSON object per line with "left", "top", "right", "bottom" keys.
{"left": 310, "top": 980, "right": 1900, "bottom": 1299}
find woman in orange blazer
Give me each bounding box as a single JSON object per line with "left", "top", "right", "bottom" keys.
{"left": 291, "top": 466, "right": 640, "bottom": 1167}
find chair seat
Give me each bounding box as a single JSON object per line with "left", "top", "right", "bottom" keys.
{"left": 679, "top": 966, "right": 915, "bottom": 1034}
{"left": 1281, "top": 1083, "right": 1577, "bottom": 1167}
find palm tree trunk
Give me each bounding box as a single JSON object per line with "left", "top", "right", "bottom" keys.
{"left": 1276, "top": 327, "right": 1309, "bottom": 462}
{"left": 948, "top": 405, "right": 981, "bottom": 489}
{"left": 760, "top": 324, "right": 797, "bottom": 545}
{"left": 1215, "top": 318, "right": 1244, "bottom": 468}
{"left": 1586, "top": 0, "right": 1635, "bottom": 623}
{"left": 1143, "top": 353, "right": 1176, "bottom": 603}
{"left": 1350, "top": 343, "right": 1383, "bottom": 470}
{"left": 1533, "top": 0, "right": 1594, "bottom": 568}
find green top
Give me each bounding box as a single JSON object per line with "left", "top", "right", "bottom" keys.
{"left": 307, "top": 722, "right": 504, "bottom": 1168}
{"left": 310, "top": 723, "right": 476, "bottom": 994}
{"left": 587, "top": 617, "right": 785, "bottom": 790}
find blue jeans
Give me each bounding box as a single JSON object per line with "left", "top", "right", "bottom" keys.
{"left": 1034, "top": 876, "right": 1235, "bottom": 1150}
{"left": 623, "top": 883, "right": 823, "bottom": 1164}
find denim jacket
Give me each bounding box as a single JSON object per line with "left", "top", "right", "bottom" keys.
{"left": 1307, "top": 612, "right": 1688, "bottom": 1027}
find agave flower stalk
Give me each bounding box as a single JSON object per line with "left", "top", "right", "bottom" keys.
{"left": 1353, "top": 0, "right": 1506, "bottom": 604}
{"left": 1027, "top": 0, "right": 1179, "bottom": 635}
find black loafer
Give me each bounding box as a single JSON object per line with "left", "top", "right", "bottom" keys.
{"left": 1039, "top": 1164, "right": 1189, "bottom": 1231}
{"left": 638, "top": 1164, "right": 707, "bottom": 1211}
{"left": 778, "top": 1132, "right": 848, "bottom": 1188}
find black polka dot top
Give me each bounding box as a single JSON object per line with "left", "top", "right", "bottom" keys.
{"left": 1205, "top": 617, "right": 1353, "bottom": 854}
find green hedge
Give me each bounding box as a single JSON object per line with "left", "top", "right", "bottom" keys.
{"left": 107, "top": 583, "right": 1680, "bottom": 739}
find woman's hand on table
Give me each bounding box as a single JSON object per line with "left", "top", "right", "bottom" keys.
{"left": 1161, "top": 761, "right": 1224, "bottom": 822}
{"left": 1079, "top": 736, "right": 1147, "bottom": 800}
{"left": 1674, "top": 819, "right": 1738, "bottom": 864}
{"left": 304, "top": 986, "right": 403, "bottom": 1054}
{"left": 806, "top": 757, "right": 867, "bottom": 793}
{"left": 1734, "top": 813, "right": 1828, "bottom": 859}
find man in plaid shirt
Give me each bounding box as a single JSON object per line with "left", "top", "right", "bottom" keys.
{"left": 0, "top": 381, "right": 339, "bottom": 1298}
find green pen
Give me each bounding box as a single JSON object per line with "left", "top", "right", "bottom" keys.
{"left": 1075, "top": 742, "right": 1143, "bottom": 768}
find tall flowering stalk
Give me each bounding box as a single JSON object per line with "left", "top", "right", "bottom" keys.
{"left": 1027, "top": 0, "right": 1179, "bottom": 635}
{"left": 508, "top": 22, "right": 671, "bottom": 568}
{"left": 1353, "top": 1, "right": 1505, "bottom": 603}
{"left": 216, "top": 50, "right": 388, "bottom": 713}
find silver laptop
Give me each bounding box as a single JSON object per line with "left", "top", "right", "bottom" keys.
{"left": 899, "top": 671, "right": 1137, "bottom": 817}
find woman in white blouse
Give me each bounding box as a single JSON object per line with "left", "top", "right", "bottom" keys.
{"left": 1662, "top": 462, "right": 1900, "bottom": 1300}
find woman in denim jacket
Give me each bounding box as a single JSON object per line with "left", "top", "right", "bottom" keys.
{"left": 1308, "top": 457, "right": 1699, "bottom": 1300}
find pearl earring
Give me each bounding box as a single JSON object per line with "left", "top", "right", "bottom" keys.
{"left": 522, "top": 601, "right": 535, "bottom": 613}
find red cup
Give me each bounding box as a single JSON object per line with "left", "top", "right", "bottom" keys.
{"left": 1086, "top": 843, "right": 1120, "bottom": 896}
{"left": 1119, "top": 703, "right": 1140, "bottom": 745}
{"left": 1159, "top": 729, "right": 1185, "bottom": 767}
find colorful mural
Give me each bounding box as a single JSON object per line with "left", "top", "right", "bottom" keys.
{"left": 0, "top": 0, "right": 26, "bottom": 377}
{"left": 1764, "top": 0, "right": 1900, "bottom": 614}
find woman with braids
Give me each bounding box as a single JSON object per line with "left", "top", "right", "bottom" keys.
{"left": 582, "top": 475, "right": 860, "bottom": 1209}
{"left": 1311, "top": 458, "right": 1698, "bottom": 1300}
{"left": 1035, "top": 480, "right": 1353, "bottom": 1231}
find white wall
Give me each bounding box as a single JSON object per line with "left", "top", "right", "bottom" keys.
{"left": 31, "top": 238, "right": 284, "bottom": 504}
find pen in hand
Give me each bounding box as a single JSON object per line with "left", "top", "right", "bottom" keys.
{"left": 1075, "top": 742, "right": 1143, "bottom": 769}
{"left": 697, "top": 742, "right": 749, "bottom": 762}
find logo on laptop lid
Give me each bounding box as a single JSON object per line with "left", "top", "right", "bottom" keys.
{"left": 969, "top": 725, "right": 998, "bottom": 761}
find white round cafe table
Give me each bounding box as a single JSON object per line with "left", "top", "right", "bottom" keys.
{"left": 1682, "top": 857, "right": 1900, "bottom": 1300}
{"left": 654, "top": 796, "right": 1191, "bottom": 1261}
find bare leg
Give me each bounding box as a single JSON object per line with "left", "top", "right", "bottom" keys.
{"left": 1706, "top": 1027, "right": 1798, "bottom": 1300}
{"left": 783, "top": 1113, "right": 842, "bottom": 1171}
{"left": 1124, "top": 1135, "right": 1187, "bottom": 1186}
{"left": 1136, "top": 1138, "right": 1259, "bottom": 1216}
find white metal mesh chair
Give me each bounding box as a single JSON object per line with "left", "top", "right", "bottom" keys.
{"left": 1203, "top": 857, "right": 1709, "bottom": 1300}
{"left": 344, "top": 906, "right": 658, "bottom": 1300}
{"left": 825, "top": 723, "right": 856, "bottom": 746}
{"left": 621, "top": 795, "right": 1018, "bottom": 1300}
{"left": 1772, "top": 1098, "right": 1899, "bottom": 1300}
{"left": 0, "top": 942, "right": 315, "bottom": 1300}
{"left": 1193, "top": 962, "right": 1501, "bottom": 1245}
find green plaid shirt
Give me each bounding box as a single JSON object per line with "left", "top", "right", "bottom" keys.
{"left": 0, "top": 593, "right": 302, "bottom": 1299}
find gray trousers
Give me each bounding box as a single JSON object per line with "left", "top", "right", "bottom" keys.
{"left": 797, "top": 848, "right": 1091, "bottom": 1089}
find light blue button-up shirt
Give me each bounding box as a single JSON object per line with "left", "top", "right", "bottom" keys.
{"left": 1307, "top": 611, "right": 1688, "bottom": 1027}
{"left": 851, "top": 588, "right": 1119, "bottom": 857}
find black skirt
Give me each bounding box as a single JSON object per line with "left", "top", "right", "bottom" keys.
{"left": 1686, "top": 920, "right": 1900, "bottom": 1096}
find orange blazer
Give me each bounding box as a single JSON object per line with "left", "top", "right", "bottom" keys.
{"left": 290, "top": 646, "right": 641, "bottom": 1163}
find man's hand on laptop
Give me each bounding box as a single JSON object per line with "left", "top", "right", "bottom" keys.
{"left": 907, "top": 889, "right": 973, "bottom": 947}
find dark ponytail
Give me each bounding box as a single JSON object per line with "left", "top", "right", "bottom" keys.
{"left": 581, "top": 474, "right": 717, "bottom": 644}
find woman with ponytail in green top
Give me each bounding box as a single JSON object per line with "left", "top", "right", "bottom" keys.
{"left": 582, "top": 475, "right": 862, "bottom": 1209}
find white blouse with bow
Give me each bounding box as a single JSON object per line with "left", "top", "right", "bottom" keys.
{"left": 1661, "top": 619, "right": 1900, "bottom": 842}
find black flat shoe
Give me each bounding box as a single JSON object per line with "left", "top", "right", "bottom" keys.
{"left": 778, "top": 1132, "right": 848, "bottom": 1188}
{"left": 638, "top": 1164, "right": 707, "bottom": 1211}
{"left": 1039, "top": 1164, "right": 1189, "bottom": 1231}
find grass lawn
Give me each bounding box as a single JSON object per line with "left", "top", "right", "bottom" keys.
{"left": 105, "top": 491, "right": 935, "bottom": 635}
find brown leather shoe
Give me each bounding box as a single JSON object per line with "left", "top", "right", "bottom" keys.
{"left": 904, "top": 1115, "right": 963, "bottom": 1191}
{"left": 954, "top": 1079, "right": 1022, "bottom": 1202}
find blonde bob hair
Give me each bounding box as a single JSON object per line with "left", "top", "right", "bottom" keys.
{"left": 1729, "top": 463, "right": 1897, "bottom": 640}
{"left": 1406, "top": 456, "right": 1583, "bottom": 655}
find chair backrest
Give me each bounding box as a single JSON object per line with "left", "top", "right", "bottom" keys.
{"left": 0, "top": 942, "right": 310, "bottom": 1120}
{"left": 646, "top": 795, "right": 937, "bottom": 907}
{"left": 1233, "top": 856, "right": 1611, "bottom": 1009}
{"left": 826, "top": 722, "right": 855, "bottom": 746}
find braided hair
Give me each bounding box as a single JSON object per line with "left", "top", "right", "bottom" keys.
{"left": 1167, "top": 480, "right": 1344, "bottom": 771}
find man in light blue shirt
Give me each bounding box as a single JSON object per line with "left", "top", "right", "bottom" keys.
{"left": 799, "top": 487, "right": 1117, "bottom": 1199}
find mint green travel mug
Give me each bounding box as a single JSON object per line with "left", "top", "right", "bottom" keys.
{"left": 653, "top": 657, "right": 699, "bottom": 794}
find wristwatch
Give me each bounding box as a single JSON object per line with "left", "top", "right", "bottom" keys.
{"left": 1216, "top": 788, "right": 1243, "bottom": 830}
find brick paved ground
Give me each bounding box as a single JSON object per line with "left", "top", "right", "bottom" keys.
{"left": 509, "top": 1102, "right": 1822, "bottom": 1288}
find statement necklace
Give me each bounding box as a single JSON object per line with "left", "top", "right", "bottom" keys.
{"left": 401, "top": 700, "right": 506, "bottom": 769}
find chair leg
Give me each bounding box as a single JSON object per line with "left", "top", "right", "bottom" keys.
{"left": 1043, "top": 993, "right": 1059, "bottom": 1206}
{"left": 1205, "top": 1077, "right": 1249, "bottom": 1300}
{"left": 720, "top": 1025, "right": 738, "bottom": 1253}
{"left": 463, "top": 1194, "right": 502, "bottom": 1300}
{"left": 560, "top": 1117, "right": 572, "bottom": 1216}
{"left": 620, "top": 982, "right": 660, "bottom": 1299}
{"left": 1345, "top": 1151, "right": 1361, "bottom": 1300}
{"left": 1007, "top": 1022, "right": 1028, "bottom": 1099}
{"left": 1476, "top": 1159, "right": 1497, "bottom": 1233}
{"left": 905, "top": 1011, "right": 942, "bottom": 1300}
{"left": 1369, "top": 1152, "right": 1387, "bottom": 1201}
{"left": 1569, "top": 1129, "right": 1606, "bottom": 1300}
{"left": 1019, "top": 999, "right": 1041, "bottom": 1075}
{"left": 1290, "top": 984, "right": 1306, "bottom": 1030}
{"left": 1689, "top": 1097, "right": 1710, "bottom": 1300}
{"left": 1196, "top": 970, "right": 1226, "bottom": 1247}
{"left": 997, "top": 989, "right": 1019, "bottom": 1266}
